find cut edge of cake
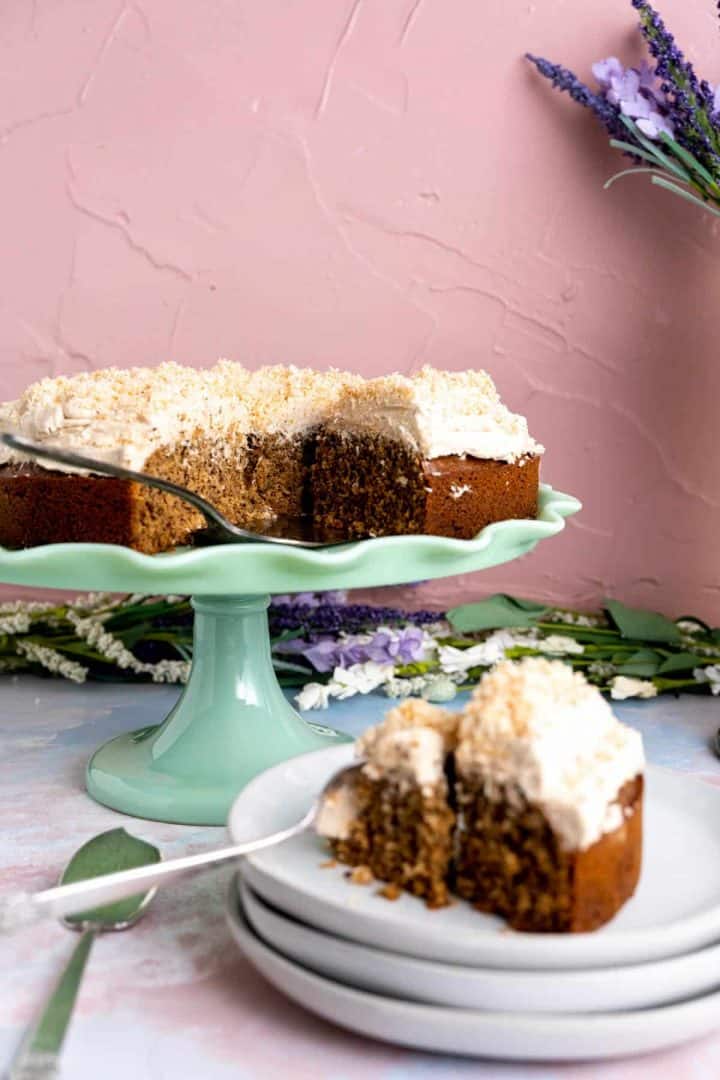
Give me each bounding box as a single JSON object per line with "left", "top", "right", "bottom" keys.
{"left": 312, "top": 365, "right": 544, "bottom": 540}
{"left": 318, "top": 698, "right": 459, "bottom": 908}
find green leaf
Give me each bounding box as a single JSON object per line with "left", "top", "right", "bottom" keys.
{"left": 651, "top": 176, "right": 720, "bottom": 219}
{"left": 616, "top": 649, "right": 663, "bottom": 677}
{"left": 609, "top": 138, "right": 690, "bottom": 179}
{"left": 605, "top": 599, "right": 682, "bottom": 644}
{"left": 60, "top": 828, "right": 160, "bottom": 926}
{"left": 270, "top": 628, "right": 306, "bottom": 645}
{"left": 271, "top": 658, "right": 314, "bottom": 675}
{"left": 447, "top": 595, "right": 548, "bottom": 633}
{"left": 604, "top": 166, "right": 664, "bottom": 190}
{"left": 659, "top": 133, "right": 718, "bottom": 188}
{"left": 657, "top": 653, "right": 708, "bottom": 675}
{"left": 620, "top": 117, "right": 691, "bottom": 181}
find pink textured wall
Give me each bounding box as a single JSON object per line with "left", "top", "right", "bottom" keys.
{"left": 1, "top": 0, "right": 719, "bottom": 619}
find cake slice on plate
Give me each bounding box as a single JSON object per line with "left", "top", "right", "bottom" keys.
{"left": 312, "top": 365, "right": 544, "bottom": 539}
{"left": 455, "top": 658, "right": 644, "bottom": 932}
{"left": 318, "top": 659, "right": 644, "bottom": 932}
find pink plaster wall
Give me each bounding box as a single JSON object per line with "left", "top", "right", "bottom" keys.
{"left": 1, "top": 0, "right": 719, "bottom": 619}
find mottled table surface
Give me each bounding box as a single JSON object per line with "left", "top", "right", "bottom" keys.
{"left": 1, "top": 678, "right": 720, "bottom": 1080}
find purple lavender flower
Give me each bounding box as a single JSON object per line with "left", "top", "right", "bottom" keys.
{"left": 365, "top": 626, "right": 427, "bottom": 665}
{"left": 592, "top": 57, "right": 625, "bottom": 90}
{"left": 608, "top": 64, "right": 674, "bottom": 138}
{"left": 301, "top": 636, "right": 368, "bottom": 673}
{"left": 632, "top": 0, "right": 720, "bottom": 163}
{"left": 271, "top": 590, "right": 346, "bottom": 608}
{"left": 526, "top": 54, "right": 629, "bottom": 142}
{"left": 268, "top": 601, "right": 442, "bottom": 636}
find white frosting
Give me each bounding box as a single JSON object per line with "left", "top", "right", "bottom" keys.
{"left": 328, "top": 367, "right": 543, "bottom": 463}
{"left": 0, "top": 362, "right": 542, "bottom": 475}
{"left": 0, "top": 362, "right": 248, "bottom": 475}
{"left": 457, "top": 658, "right": 644, "bottom": 851}
{"left": 362, "top": 727, "right": 447, "bottom": 790}
{"left": 356, "top": 697, "right": 457, "bottom": 794}
{"left": 315, "top": 783, "right": 360, "bottom": 841}
{"left": 247, "top": 366, "right": 362, "bottom": 437}
{"left": 0, "top": 362, "right": 363, "bottom": 473}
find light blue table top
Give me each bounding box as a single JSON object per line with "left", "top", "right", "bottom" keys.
{"left": 1, "top": 677, "right": 719, "bottom": 1079}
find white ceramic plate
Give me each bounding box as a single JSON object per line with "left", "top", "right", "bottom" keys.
{"left": 227, "top": 887, "right": 720, "bottom": 1061}
{"left": 238, "top": 877, "right": 720, "bottom": 1014}
{"left": 229, "top": 745, "right": 720, "bottom": 970}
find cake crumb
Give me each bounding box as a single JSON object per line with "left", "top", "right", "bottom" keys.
{"left": 319, "top": 859, "right": 337, "bottom": 869}
{"left": 377, "top": 883, "right": 402, "bottom": 901}
{"left": 347, "top": 865, "right": 374, "bottom": 885}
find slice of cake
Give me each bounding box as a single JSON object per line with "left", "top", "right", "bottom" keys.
{"left": 0, "top": 362, "right": 262, "bottom": 553}
{"left": 455, "top": 658, "right": 644, "bottom": 932}
{"left": 317, "top": 699, "right": 459, "bottom": 908}
{"left": 312, "top": 366, "right": 543, "bottom": 540}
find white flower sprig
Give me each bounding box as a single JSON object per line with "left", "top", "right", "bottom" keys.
{"left": 67, "top": 611, "right": 191, "bottom": 684}
{"left": 15, "top": 642, "right": 88, "bottom": 684}
{"left": 0, "top": 592, "right": 719, "bottom": 708}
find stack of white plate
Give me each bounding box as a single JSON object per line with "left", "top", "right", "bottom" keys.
{"left": 226, "top": 746, "right": 720, "bottom": 1062}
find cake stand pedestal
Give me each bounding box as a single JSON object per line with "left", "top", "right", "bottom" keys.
{"left": 0, "top": 484, "right": 580, "bottom": 825}
{"left": 86, "top": 594, "right": 346, "bottom": 824}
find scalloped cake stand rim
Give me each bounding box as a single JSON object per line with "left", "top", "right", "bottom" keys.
{"left": 0, "top": 483, "right": 581, "bottom": 596}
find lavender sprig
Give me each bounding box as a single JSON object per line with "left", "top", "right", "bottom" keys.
{"left": 632, "top": 0, "right": 720, "bottom": 166}
{"left": 268, "top": 601, "right": 442, "bottom": 636}
{"left": 528, "top": 1, "right": 720, "bottom": 217}
{"left": 526, "top": 54, "right": 631, "bottom": 144}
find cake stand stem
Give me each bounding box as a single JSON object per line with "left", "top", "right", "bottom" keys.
{"left": 86, "top": 594, "right": 351, "bottom": 825}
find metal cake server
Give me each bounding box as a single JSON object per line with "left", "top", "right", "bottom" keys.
{"left": 0, "top": 763, "right": 362, "bottom": 933}
{"left": 6, "top": 829, "right": 160, "bottom": 1080}
{"left": 1, "top": 432, "right": 348, "bottom": 549}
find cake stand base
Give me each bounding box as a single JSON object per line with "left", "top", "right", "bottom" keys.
{"left": 86, "top": 594, "right": 349, "bottom": 825}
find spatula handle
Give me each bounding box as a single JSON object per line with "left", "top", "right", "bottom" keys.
{"left": 0, "top": 815, "right": 310, "bottom": 930}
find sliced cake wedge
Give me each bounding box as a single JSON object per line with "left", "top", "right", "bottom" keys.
{"left": 312, "top": 365, "right": 543, "bottom": 539}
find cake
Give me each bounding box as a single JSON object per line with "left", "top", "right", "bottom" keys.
{"left": 312, "top": 367, "right": 543, "bottom": 539}
{"left": 317, "top": 659, "right": 644, "bottom": 933}
{"left": 0, "top": 363, "right": 543, "bottom": 552}
{"left": 454, "top": 658, "right": 644, "bottom": 932}
{"left": 318, "top": 698, "right": 459, "bottom": 908}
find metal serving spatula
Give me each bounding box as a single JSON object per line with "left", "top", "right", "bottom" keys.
{"left": 1, "top": 432, "right": 348, "bottom": 549}
{"left": 0, "top": 764, "right": 362, "bottom": 932}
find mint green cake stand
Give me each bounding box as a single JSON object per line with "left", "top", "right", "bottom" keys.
{"left": 0, "top": 484, "right": 579, "bottom": 825}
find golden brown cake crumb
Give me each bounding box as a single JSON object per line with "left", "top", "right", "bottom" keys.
{"left": 348, "top": 865, "right": 374, "bottom": 885}
{"left": 378, "top": 883, "right": 402, "bottom": 901}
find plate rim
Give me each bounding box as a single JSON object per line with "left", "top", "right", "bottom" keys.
{"left": 237, "top": 874, "right": 720, "bottom": 1013}
{"left": 226, "top": 883, "right": 720, "bottom": 1062}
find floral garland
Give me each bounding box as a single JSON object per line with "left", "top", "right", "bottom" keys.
{"left": 1, "top": 591, "right": 719, "bottom": 708}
